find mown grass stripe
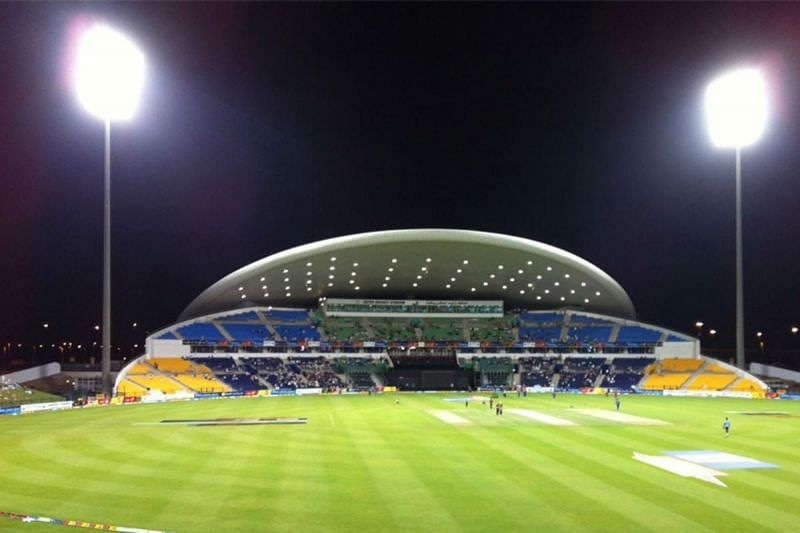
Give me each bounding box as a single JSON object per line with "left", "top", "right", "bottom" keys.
{"left": 507, "top": 423, "right": 788, "bottom": 532}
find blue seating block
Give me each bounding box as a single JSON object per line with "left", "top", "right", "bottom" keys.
{"left": 177, "top": 322, "right": 226, "bottom": 342}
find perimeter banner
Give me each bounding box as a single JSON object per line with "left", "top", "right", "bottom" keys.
{"left": 662, "top": 389, "right": 754, "bottom": 399}
{"left": 20, "top": 401, "right": 73, "bottom": 414}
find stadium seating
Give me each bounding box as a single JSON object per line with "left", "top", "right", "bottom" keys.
{"left": 612, "top": 357, "right": 655, "bottom": 370}
{"left": 520, "top": 312, "right": 565, "bottom": 324}
{"left": 703, "top": 362, "right": 730, "bottom": 373}
{"left": 173, "top": 374, "right": 230, "bottom": 393}
{"left": 147, "top": 357, "right": 201, "bottom": 373}
{"left": 518, "top": 357, "right": 557, "bottom": 387}
{"left": 616, "top": 326, "right": 662, "bottom": 344}
{"left": 666, "top": 334, "right": 689, "bottom": 341}
{"left": 556, "top": 357, "right": 606, "bottom": 390}
{"left": 117, "top": 379, "right": 148, "bottom": 396}
{"left": 727, "top": 377, "right": 762, "bottom": 392}
{"left": 598, "top": 356, "right": 654, "bottom": 390}
{"left": 468, "top": 318, "right": 514, "bottom": 343}
{"left": 273, "top": 324, "right": 320, "bottom": 341}
{"left": 564, "top": 357, "right": 606, "bottom": 371}
{"left": 600, "top": 372, "right": 642, "bottom": 390}
{"left": 686, "top": 373, "right": 737, "bottom": 391}
{"left": 640, "top": 373, "right": 692, "bottom": 390}
{"left": 215, "top": 372, "right": 262, "bottom": 391}
{"left": 659, "top": 358, "right": 704, "bottom": 372}
{"left": 126, "top": 363, "right": 154, "bottom": 375}
{"left": 566, "top": 326, "right": 613, "bottom": 344}
{"left": 289, "top": 357, "right": 345, "bottom": 388}
{"left": 126, "top": 375, "right": 186, "bottom": 394}
{"left": 192, "top": 357, "right": 239, "bottom": 373}
{"left": 322, "top": 318, "right": 368, "bottom": 342}
{"left": 519, "top": 326, "right": 562, "bottom": 343}
{"left": 264, "top": 309, "right": 310, "bottom": 322}
{"left": 568, "top": 314, "right": 614, "bottom": 325}
{"left": 220, "top": 323, "right": 272, "bottom": 342}
{"left": 370, "top": 319, "right": 417, "bottom": 341}
{"left": 420, "top": 320, "right": 465, "bottom": 341}
{"left": 218, "top": 311, "right": 260, "bottom": 321}
{"left": 177, "top": 322, "right": 226, "bottom": 342}
{"left": 119, "top": 305, "right": 769, "bottom": 395}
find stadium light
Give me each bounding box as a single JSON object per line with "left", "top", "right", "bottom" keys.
{"left": 75, "top": 25, "right": 145, "bottom": 122}
{"left": 73, "top": 23, "right": 146, "bottom": 396}
{"left": 705, "top": 67, "right": 768, "bottom": 370}
{"left": 705, "top": 69, "right": 767, "bottom": 149}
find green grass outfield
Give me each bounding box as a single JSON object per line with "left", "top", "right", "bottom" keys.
{"left": 1, "top": 392, "right": 800, "bottom": 532}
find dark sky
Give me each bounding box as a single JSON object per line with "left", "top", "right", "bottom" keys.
{"left": 2, "top": 2, "right": 800, "bottom": 359}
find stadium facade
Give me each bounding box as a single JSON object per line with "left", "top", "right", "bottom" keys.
{"left": 115, "top": 230, "right": 767, "bottom": 397}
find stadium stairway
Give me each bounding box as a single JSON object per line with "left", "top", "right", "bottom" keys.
{"left": 233, "top": 358, "right": 272, "bottom": 389}
{"left": 213, "top": 324, "right": 235, "bottom": 343}
{"left": 609, "top": 324, "right": 621, "bottom": 343}
{"left": 559, "top": 323, "right": 569, "bottom": 342}
{"left": 264, "top": 323, "right": 279, "bottom": 339}
{"left": 362, "top": 318, "right": 376, "bottom": 339}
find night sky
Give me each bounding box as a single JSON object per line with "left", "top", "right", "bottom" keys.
{"left": 2, "top": 3, "right": 800, "bottom": 363}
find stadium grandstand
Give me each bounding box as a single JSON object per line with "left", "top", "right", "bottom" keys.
{"left": 114, "top": 229, "right": 767, "bottom": 396}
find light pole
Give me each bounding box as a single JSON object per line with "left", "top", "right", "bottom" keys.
{"left": 705, "top": 68, "right": 768, "bottom": 370}
{"left": 74, "top": 24, "right": 145, "bottom": 395}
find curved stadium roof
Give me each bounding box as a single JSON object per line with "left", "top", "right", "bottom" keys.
{"left": 179, "top": 229, "right": 636, "bottom": 321}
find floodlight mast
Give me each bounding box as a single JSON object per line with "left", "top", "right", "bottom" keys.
{"left": 704, "top": 68, "right": 767, "bottom": 370}
{"left": 74, "top": 24, "right": 145, "bottom": 396}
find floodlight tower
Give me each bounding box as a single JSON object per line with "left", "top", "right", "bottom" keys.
{"left": 74, "top": 24, "right": 146, "bottom": 395}
{"left": 705, "top": 68, "right": 768, "bottom": 370}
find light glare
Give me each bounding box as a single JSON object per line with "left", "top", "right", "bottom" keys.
{"left": 75, "top": 25, "right": 145, "bottom": 122}
{"left": 705, "top": 68, "right": 767, "bottom": 148}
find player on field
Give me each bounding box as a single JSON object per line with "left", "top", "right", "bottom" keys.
{"left": 723, "top": 417, "right": 731, "bottom": 436}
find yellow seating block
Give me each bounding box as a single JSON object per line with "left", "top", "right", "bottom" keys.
{"left": 174, "top": 374, "right": 230, "bottom": 393}
{"left": 660, "top": 358, "right": 703, "bottom": 372}
{"left": 728, "top": 378, "right": 764, "bottom": 391}
{"left": 126, "top": 363, "right": 154, "bottom": 375}
{"left": 704, "top": 363, "right": 730, "bottom": 373}
{"left": 147, "top": 357, "right": 195, "bottom": 373}
{"left": 641, "top": 373, "right": 692, "bottom": 390}
{"left": 148, "top": 357, "right": 214, "bottom": 375}
{"left": 117, "top": 379, "right": 148, "bottom": 396}
{"left": 687, "top": 373, "right": 737, "bottom": 390}
{"left": 128, "top": 376, "right": 186, "bottom": 394}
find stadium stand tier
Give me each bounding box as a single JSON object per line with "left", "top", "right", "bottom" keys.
{"left": 117, "top": 230, "right": 765, "bottom": 396}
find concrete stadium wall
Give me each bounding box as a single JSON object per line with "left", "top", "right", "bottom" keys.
{"left": 1, "top": 362, "right": 61, "bottom": 384}
{"left": 749, "top": 362, "right": 800, "bottom": 384}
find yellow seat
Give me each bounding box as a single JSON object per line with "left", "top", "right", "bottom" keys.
{"left": 117, "top": 379, "right": 148, "bottom": 396}
{"left": 660, "top": 358, "right": 703, "bottom": 372}
{"left": 728, "top": 377, "right": 764, "bottom": 391}
{"left": 687, "top": 373, "right": 737, "bottom": 390}
{"left": 173, "top": 374, "right": 230, "bottom": 393}
{"left": 126, "top": 363, "right": 154, "bottom": 375}
{"left": 128, "top": 375, "right": 186, "bottom": 394}
{"left": 641, "top": 373, "right": 691, "bottom": 390}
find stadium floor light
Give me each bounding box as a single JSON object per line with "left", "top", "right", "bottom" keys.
{"left": 74, "top": 23, "right": 145, "bottom": 395}
{"left": 704, "top": 67, "right": 768, "bottom": 370}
